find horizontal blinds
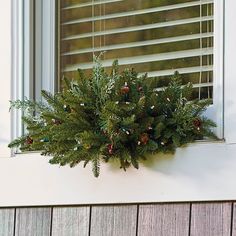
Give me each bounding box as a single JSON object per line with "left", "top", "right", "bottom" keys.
{"left": 60, "top": 0, "right": 214, "bottom": 99}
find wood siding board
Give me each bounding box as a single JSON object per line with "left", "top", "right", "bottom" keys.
{"left": 51, "top": 206, "right": 90, "bottom": 236}
{"left": 0, "top": 202, "right": 235, "bottom": 235}
{"left": 231, "top": 203, "right": 236, "bottom": 236}
{"left": 90, "top": 205, "right": 137, "bottom": 236}
{"left": 137, "top": 203, "right": 190, "bottom": 236}
{"left": 0, "top": 208, "right": 15, "bottom": 236}
{"left": 190, "top": 202, "right": 232, "bottom": 236}
{"left": 15, "top": 208, "right": 52, "bottom": 236}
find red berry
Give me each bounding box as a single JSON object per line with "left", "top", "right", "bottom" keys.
{"left": 121, "top": 85, "right": 130, "bottom": 94}
{"left": 193, "top": 118, "right": 202, "bottom": 128}
{"left": 26, "top": 136, "right": 33, "bottom": 145}
{"left": 52, "top": 119, "right": 62, "bottom": 125}
{"left": 107, "top": 144, "right": 113, "bottom": 155}
{"left": 140, "top": 133, "right": 149, "bottom": 145}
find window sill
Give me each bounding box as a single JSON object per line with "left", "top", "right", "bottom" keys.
{"left": 0, "top": 141, "right": 235, "bottom": 207}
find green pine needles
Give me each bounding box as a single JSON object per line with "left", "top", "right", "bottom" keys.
{"left": 8, "top": 57, "right": 217, "bottom": 177}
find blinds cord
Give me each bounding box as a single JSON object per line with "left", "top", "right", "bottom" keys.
{"left": 199, "top": 0, "right": 203, "bottom": 100}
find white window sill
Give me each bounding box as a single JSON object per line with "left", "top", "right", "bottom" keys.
{"left": 0, "top": 141, "right": 235, "bottom": 207}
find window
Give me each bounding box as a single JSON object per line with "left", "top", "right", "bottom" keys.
{"left": 58, "top": 0, "right": 223, "bottom": 138}
{"left": 60, "top": 0, "right": 213, "bottom": 100}
{"left": 10, "top": 0, "right": 223, "bottom": 141}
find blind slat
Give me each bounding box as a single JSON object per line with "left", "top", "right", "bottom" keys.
{"left": 62, "top": 16, "right": 213, "bottom": 41}
{"left": 153, "top": 82, "right": 213, "bottom": 92}
{"left": 62, "top": 0, "right": 123, "bottom": 10}
{"left": 62, "top": 0, "right": 213, "bottom": 25}
{"left": 62, "top": 32, "right": 213, "bottom": 56}
{"left": 143, "top": 65, "right": 213, "bottom": 78}
{"left": 192, "top": 82, "right": 213, "bottom": 88}
{"left": 63, "top": 48, "right": 213, "bottom": 72}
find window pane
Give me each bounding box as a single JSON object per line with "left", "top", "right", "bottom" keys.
{"left": 59, "top": 0, "right": 214, "bottom": 99}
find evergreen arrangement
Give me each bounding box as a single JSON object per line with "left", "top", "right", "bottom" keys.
{"left": 8, "top": 57, "right": 217, "bottom": 177}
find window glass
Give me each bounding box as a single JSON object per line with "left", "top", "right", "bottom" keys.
{"left": 60, "top": 0, "right": 213, "bottom": 99}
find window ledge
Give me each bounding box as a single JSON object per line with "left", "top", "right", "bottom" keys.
{"left": 0, "top": 142, "right": 235, "bottom": 207}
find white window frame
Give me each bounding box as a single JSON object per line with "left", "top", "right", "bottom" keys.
{"left": 11, "top": 0, "right": 57, "bottom": 145}
{"left": 1, "top": 0, "right": 236, "bottom": 207}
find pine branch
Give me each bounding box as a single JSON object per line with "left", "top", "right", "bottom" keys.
{"left": 8, "top": 136, "right": 27, "bottom": 148}
{"left": 92, "top": 155, "right": 100, "bottom": 177}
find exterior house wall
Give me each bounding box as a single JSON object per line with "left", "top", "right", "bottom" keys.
{"left": 1, "top": 0, "right": 236, "bottom": 235}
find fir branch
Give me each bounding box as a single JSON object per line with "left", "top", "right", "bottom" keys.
{"left": 92, "top": 155, "right": 100, "bottom": 177}
{"left": 8, "top": 136, "right": 27, "bottom": 148}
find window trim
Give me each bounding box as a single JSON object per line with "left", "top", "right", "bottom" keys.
{"left": 2, "top": 0, "right": 236, "bottom": 207}
{"left": 224, "top": 0, "right": 236, "bottom": 143}
{"left": 11, "top": 0, "right": 57, "bottom": 150}
{"left": 212, "top": 0, "right": 224, "bottom": 139}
